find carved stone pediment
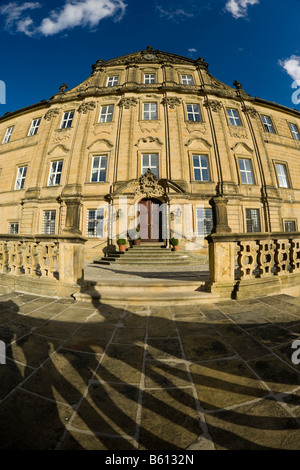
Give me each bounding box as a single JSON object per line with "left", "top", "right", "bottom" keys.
{"left": 134, "top": 169, "right": 165, "bottom": 198}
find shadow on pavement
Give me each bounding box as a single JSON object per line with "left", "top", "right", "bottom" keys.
{"left": 0, "top": 289, "right": 300, "bottom": 450}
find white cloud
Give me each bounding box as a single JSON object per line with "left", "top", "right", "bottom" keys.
{"left": 0, "top": 0, "right": 126, "bottom": 36}
{"left": 156, "top": 5, "right": 194, "bottom": 21}
{"left": 279, "top": 55, "right": 300, "bottom": 82}
{"left": 225, "top": 0, "right": 259, "bottom": 19}
{"left": 188, "top": 48, "right": 197, "bottom": 53}
{"left": 0, "top": 2, "right": 41, "bottom": 31}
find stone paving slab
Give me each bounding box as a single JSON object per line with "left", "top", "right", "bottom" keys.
{"left": 0, "top": 291, "right": 300, "bottom": 450}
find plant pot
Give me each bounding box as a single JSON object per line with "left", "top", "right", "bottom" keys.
{"left": 119, "top": 245, "right": 126, "bottom": 252}
{"left": 133, "top": 239, "right": 141, "bottom": 245}
{"left": 172, "top": 245, "right": 180, "bottom": 252}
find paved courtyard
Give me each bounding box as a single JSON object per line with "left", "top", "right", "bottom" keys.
{"left": 0, "top": 291, "right": 300, "bottom": 450}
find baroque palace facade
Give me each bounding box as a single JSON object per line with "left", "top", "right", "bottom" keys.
{"left": 1, "top": 46, "right": 300, "bottom": 261}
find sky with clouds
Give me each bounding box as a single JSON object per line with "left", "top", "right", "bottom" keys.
{"left": 0, "top": 0, "right": 299, "bottom": 114}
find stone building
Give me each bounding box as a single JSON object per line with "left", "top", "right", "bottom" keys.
{"left": 1, "top": 46, "right": 300, "bottom": 262}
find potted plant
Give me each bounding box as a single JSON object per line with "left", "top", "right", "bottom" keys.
{"left": 117, "top": 238, "right": 127, "bottom": 252}
{"left": 133, "top": 228, "right": 141, "bottom": 246}
{"left": 170, "top": 237, "right": 179, "bottom": 251}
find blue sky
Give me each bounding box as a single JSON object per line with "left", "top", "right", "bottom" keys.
{"left": 0, "top": 0, "right": 300, "bottom": 115}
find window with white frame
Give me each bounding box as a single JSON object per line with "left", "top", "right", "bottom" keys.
{"left": 245, "top": 209, "right": 261, "bottom": 233}
{"left": 9, "top": 222, "right": 19, "bottom": 234}
{"left": 107, "top": 76, "right": 119, "bottom": 87}
{"left": 144, "top": 73, "right": 156, "bottom": 84}
{"left": 28, "top": 118, "right": 41, "bottom": 136}
{"left": 87, "top": 209, "right": 104, "bottom": 238}
{"left": 238, "top": 158, "right": 254, "bottom": 184}
{"left": 48, "top": 161, "right": 63, "bottom": 186}
{"left": 192, "top": 155, "right": 209, "bottom": 182}
{"left": 142, "top": 102, "right": 157, "bottom": 120}
{"left": 99, "top": 105, "right": 114, "bottom": 123}
{"left": 196, "top": 208, "right": 213, "bottom": 237}
{"left": 261, "top": 115, "right": 275, "bottom": 133}
{"left": 226, "top": 108, "right": 242, "bottom": 126}
{"left": 90, "top": 156, "right": 108, "bottom": 183}
{"left": 275, "top": 163, "right": 289, "bottom": 188}
{"left": 60, "top": 110, "right": 74, "bottom": 129}
{"left": 181, "top": 75, "right": 194, "bottom": 85}
{"left": 289, "top": 123, "right": 300, "bottom": 140}
{"left": 2, "top": 126, "right": 13, "bottom": 144}
{"left": 141, "top": 154, "right": 159, "bottom": 177}
{"left": 186, "top": 104, "right": 202, "bottom": 122}
{"left": 285, "top": 220, "right": 296, "bottom": 232}
{"left": 15, "top": 166, "right": 27, "bottom": 190}
{"left": 42, "top": 211, "right": 56, "bottom": 234}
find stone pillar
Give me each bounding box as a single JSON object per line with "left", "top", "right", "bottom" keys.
{"left": 209, "top": 195, "right": 232, "bottom": 234}
{"left": 63, "top": 199, "right": 82, "bottom": 235}
{"left": 58, "top": 236, "right": 86, "bottom": 285}
{"left": 206, "top": 233, "right": 235, "bottom": 297}
{"left": 61, "top": 184, "right": 82, "bottom": 235}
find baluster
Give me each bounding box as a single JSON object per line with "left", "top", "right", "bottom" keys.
{"left": 237, "top": 240, "right": 258, "bottom": 280}
{"left": 290, "top": 238, "right": 300, "bottom": 273}
{"left": 274, "top": 239, "right": 291, "bottom": 275}
{"left": 0, "top": 242, "right": 9, "bottom": 273}
{"left": 8, "top": 242, "right": 23, "bottom": 275}
{"left": 257, "top": 240, "right": 274, "bottom": 277}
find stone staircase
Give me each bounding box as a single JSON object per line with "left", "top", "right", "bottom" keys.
{"left": 94, "top": 243, "right": 204, "bottom": 266}
{"left": 77, "top": 243, "right": 216, "bottom": 305}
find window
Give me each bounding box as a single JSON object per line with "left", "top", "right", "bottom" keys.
{"left": 9, "top": 223, "right": 19, "bottom": 234}
{"left": 99, "top": 105, "right": 114, "bottom": 123}
{"left": 186, "top": 104, "right": 202, "bottom": 122}
{"left": 87, "top": 209, "right": 104, "bottom": 238}
{"left": 15, "top": 166, "right": 27, "bottom": 190}
{"left": 275, "top": 163, "right": 289, "bottom": 188}
{"left": 2, "top": 126, "right": 13, "bottom": 144}
{"left": 227, "top": 108, "right": 242, "bottom": 126}
{"left": 141, "top": 154, "right": 159, "bottom": 177}
{"left": 90, "top": 156, "right": 108, "bottom": 183}
{"left": 285, "top": 220, "right": 296, "bottom": 232}
{"left": 28, "top": 118, "right": 41, "bottom": 136}
{"left": 142, "top": 102, "right": 157, "bottom": 120}
{"left": 245, "top": 209, "right": 261, "bottom": 233}
{"left": 289, "top": 123, "right": 300, "bottom": 140}
{"left": 42, "top": 211, "right": 56, "bottom": 234}
{"left": 196, "top": 208, "right": 213, "bottom": 237}
{"left": 48, "top": 161, "right": 63, "bottom": 186}
{"left": 107, "top": 76, "right": 119, "bottom": 87}
{"left": 192, "top": 155, "right": 209, "bottom": 182}
{"left": 181, "top": 75, "right": 194, "bottom": 85}
{"left": 60, "top": 110, "right": 74, "bottom": 129}
{"left": 144, "top": 74, "right": 156, "bottom": 84}
{"left": 238, "top": 158, "right": 254, "bottom": 184}
{"left": 261, "top": 115, "right": 275, "bottom": 133}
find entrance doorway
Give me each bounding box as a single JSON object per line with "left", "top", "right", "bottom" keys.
{"left": 138, "top": 198, "right": 163, "bottom": 242}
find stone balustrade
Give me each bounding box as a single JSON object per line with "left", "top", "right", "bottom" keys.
{"left": 0, "top": 234, "right": 87, "bottom": 297}
{"left": 207, "top": 232, "right": 300, "bottom": 298}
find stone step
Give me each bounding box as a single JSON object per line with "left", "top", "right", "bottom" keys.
{"left": 94, "top": 260, "right": 192, "bottom": 266}
{"left": 73, "top": 280, "right": 218, "bottom": 305}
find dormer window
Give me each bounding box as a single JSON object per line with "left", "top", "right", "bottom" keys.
{"left": 144, "top": 74, "right": 156, "bottom": 84}
{"left": 107, "top": 76, "right": 119, "bottom": 87}
{"left": 181, "top": 75, "right": 194, "bottom": 85}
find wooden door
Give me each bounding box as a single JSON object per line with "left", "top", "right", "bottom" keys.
{"left": 138, "top": 199, "right": 162, "bottom": 242}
